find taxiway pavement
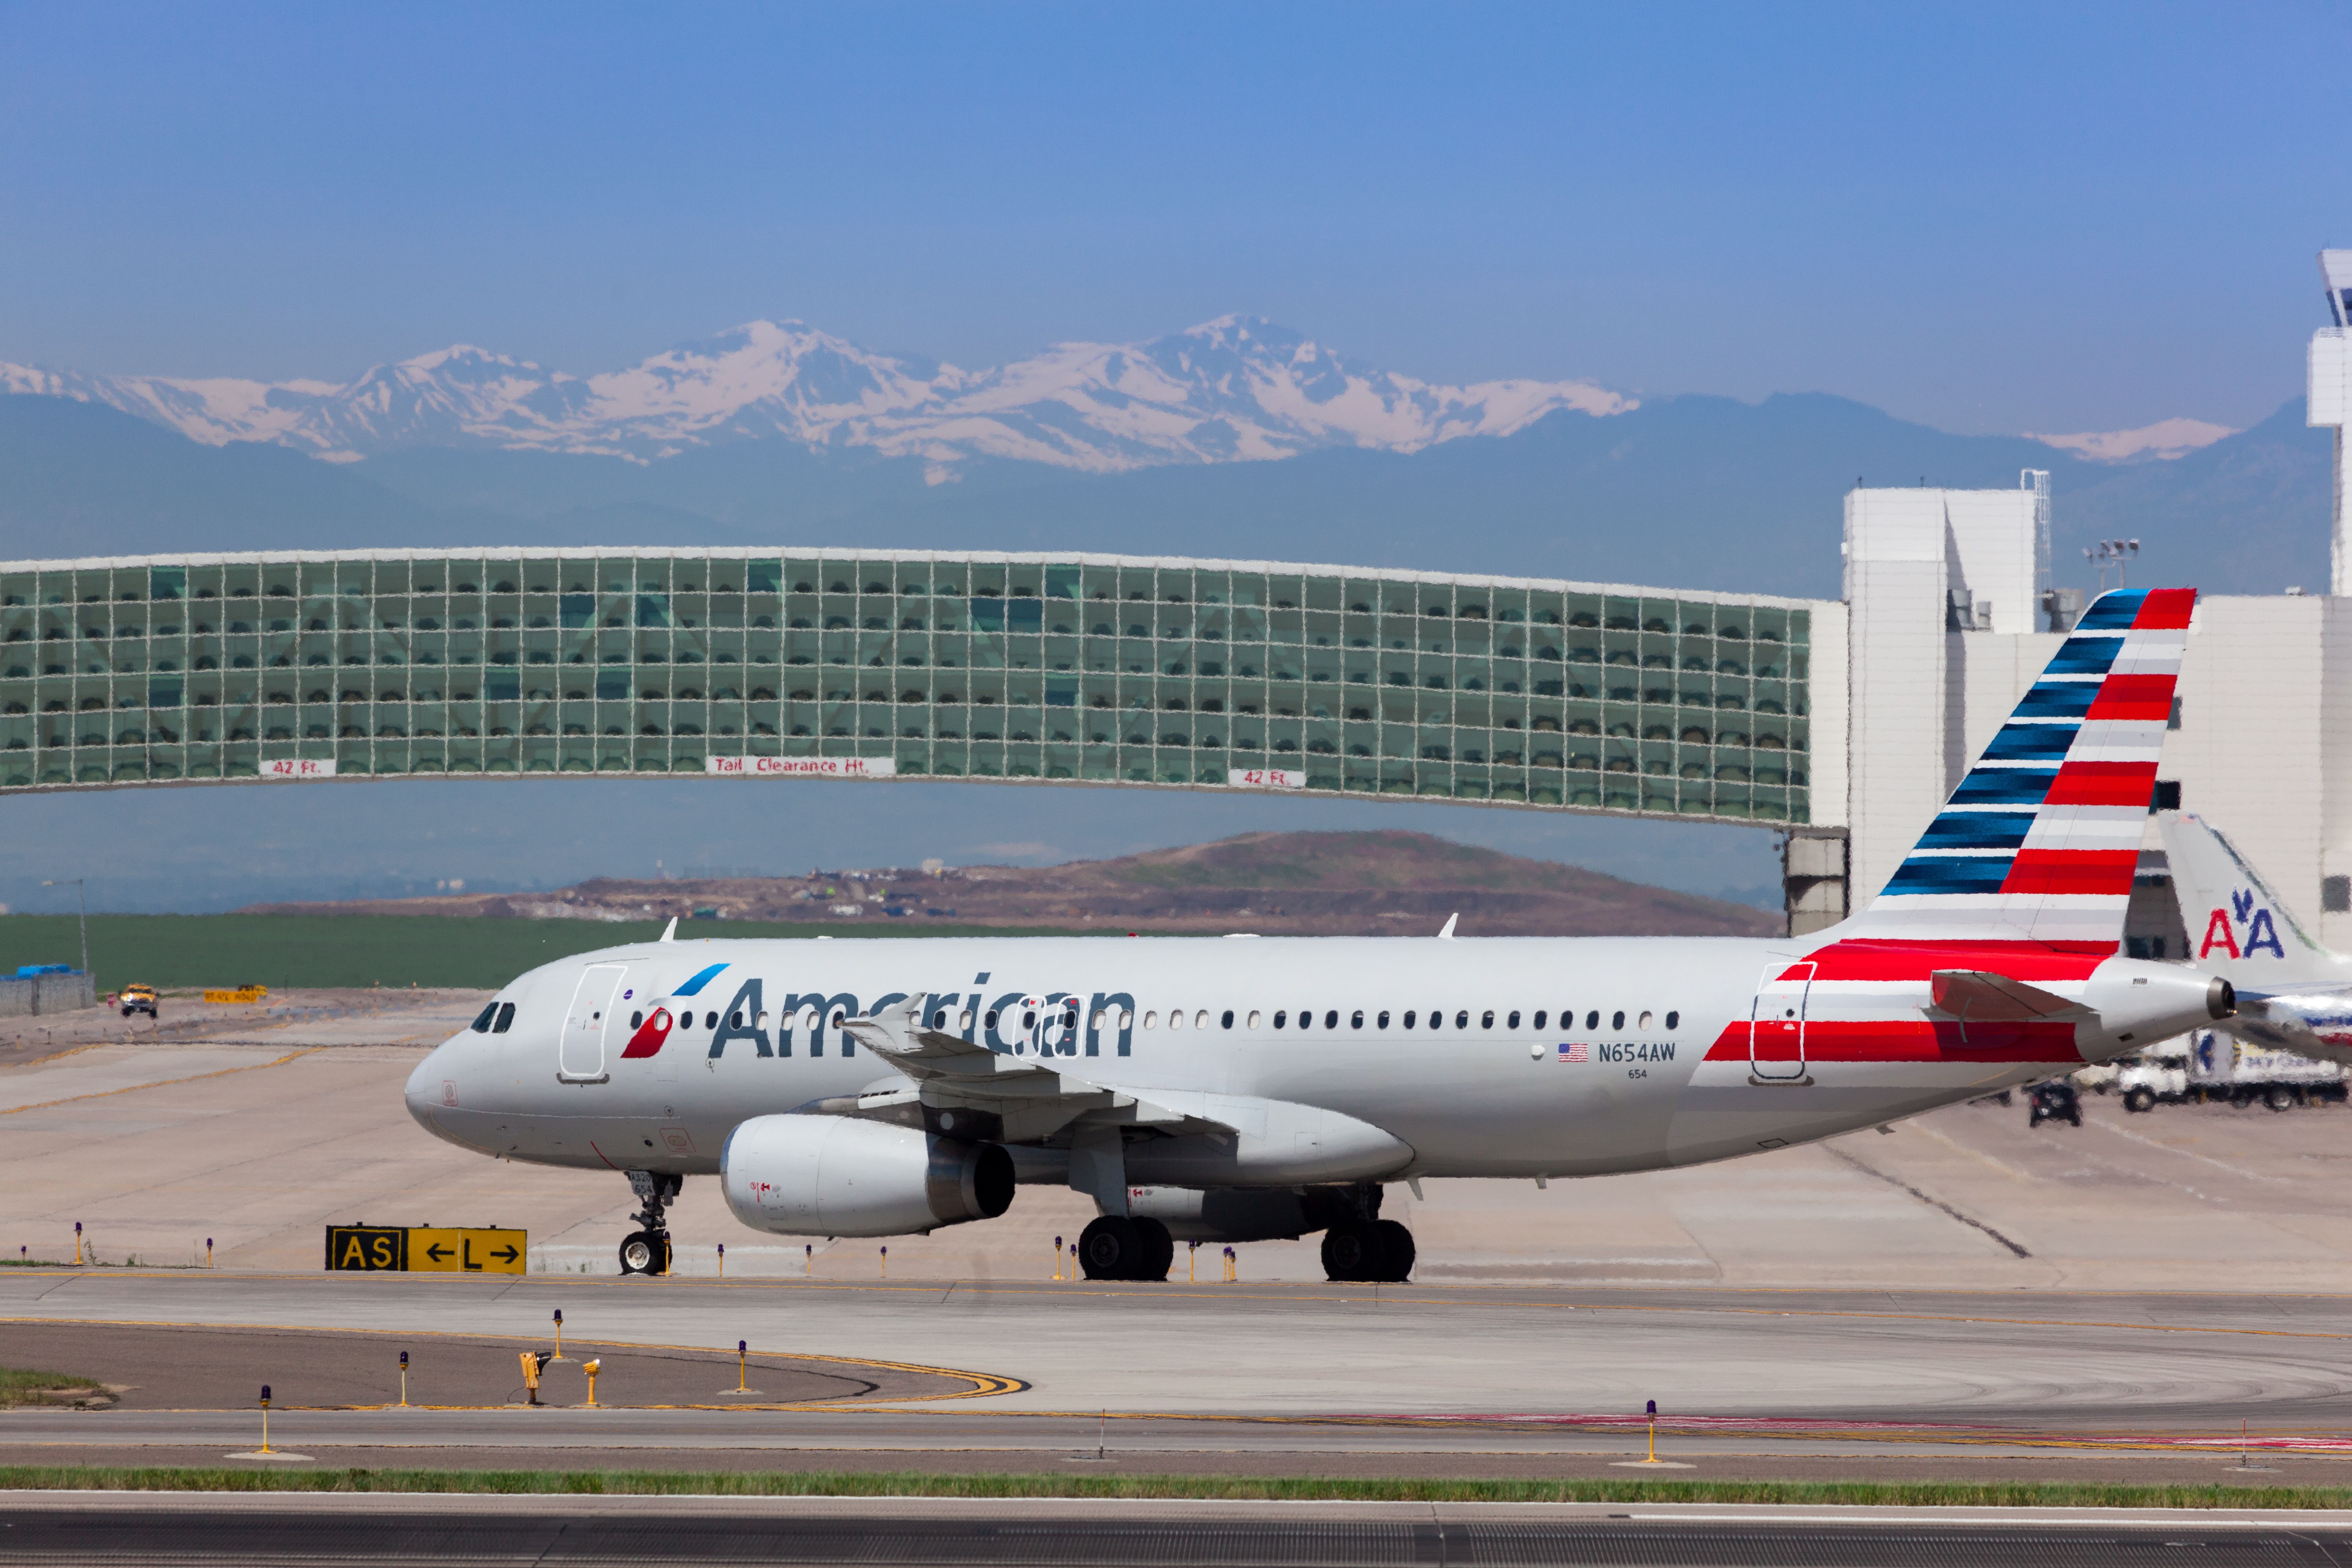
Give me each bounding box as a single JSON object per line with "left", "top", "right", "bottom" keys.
{"left": 8, "top": 1271, "right": 2352, "bottom": 1484}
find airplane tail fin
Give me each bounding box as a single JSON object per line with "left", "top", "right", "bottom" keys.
{"left": 2157, "top": 811, "right": 2352, "bottom": 985}
{"left": 1842, "top": 586, "right": 2194, "bottom": 951}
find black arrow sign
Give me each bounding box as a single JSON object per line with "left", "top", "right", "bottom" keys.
{"left": 424, "top": 1243, "right": 453, "bottom": 1261}
{"left": 490, "top": 1245, "right": 519, "bottom": 1263}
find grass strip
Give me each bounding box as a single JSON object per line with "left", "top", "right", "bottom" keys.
{"left": 3, "top": 1467, "right": 2352, "bottom": 1509}
{"left": 0, "top": 1370, "right": 105, "bottom": 1410}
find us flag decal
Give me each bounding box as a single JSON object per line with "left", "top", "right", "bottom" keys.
{"left": 1558, "top": 1042, "right": 1589, "bottom": 1063}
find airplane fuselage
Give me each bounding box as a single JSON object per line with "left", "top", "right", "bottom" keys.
{"left": 407, "top": 931, "right": 2212, "bottom": 1188}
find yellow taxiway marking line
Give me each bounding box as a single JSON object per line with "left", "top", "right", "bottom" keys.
{"left": 0, "top": 1316, "right": 1024, "bottom": 1405}
{"left": 2, "top": 1039, "right": 117, "bottom": 1070}
{"left": 0, "top": 1048, "right": 319, "bottom": 1118}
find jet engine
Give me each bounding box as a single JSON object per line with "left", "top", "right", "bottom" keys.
{"left": 721, "top": 1114, "right": 1014, "bottom": 1237}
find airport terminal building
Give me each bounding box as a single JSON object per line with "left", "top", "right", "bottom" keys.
{"left": 8, "top": 502, "right": 2344, "bottom": 952}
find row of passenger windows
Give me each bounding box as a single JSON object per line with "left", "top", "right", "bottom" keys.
{"left": 934, "top": 1005, "right": 1681, "bottom": 1035}
{"left": 486, "top": 1000, "right": 1681, "bottom": 1039}
{"left": 1140, "top": 1007, "right": 1679, "bottom": 1033}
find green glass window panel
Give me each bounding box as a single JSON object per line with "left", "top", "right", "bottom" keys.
{"left": 1044, "top": 565, "right": 1081, "bottom": 599}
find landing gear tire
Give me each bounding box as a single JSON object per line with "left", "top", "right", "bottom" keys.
{"left": 618, "top": 1230, "right": 670, "bottom": 1276}
{"left": 1078, "top": 1216, "right": 1138, "bottom": 1280}
{"left": 1077, "top": 1216, "right": 1173, "bottom": 1282}
{"left": 1322, "top": 1219, "right": 1416, "bottom": 1283}
{"left": 1322, "top": 1222, "right": 1375, "bottom": 1282}
{"left": 1131, "top": 1217, "right": 1175, "bottom": 1282}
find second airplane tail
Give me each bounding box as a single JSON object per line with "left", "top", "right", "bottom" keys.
{"left": 2158, "top": 811, "right": 2352, "bottom": 986}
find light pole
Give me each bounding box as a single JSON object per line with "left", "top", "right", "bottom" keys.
{"left": 2084, "top": 538, "right": 2141, "bottom": 591}
{"left": 40, "top": 879, "right": 88, "bottom": 978}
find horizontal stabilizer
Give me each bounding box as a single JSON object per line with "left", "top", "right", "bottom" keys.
{"left": 1930, "top": 968, "right": 2089, "bottom": 1024}
{"left": 2226, "top": 992, "right": 2328, "bottom": 1050}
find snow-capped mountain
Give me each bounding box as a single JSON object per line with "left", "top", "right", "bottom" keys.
{"left": 0, "top": 316, "right": 1632, "bottom": 476}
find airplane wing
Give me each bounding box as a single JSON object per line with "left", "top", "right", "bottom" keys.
{"left": 836, "top": 995, "right": 1057, "bottom": 1087}
{"left": 833, "top": 993, "right": 1232, "bottom": 1142}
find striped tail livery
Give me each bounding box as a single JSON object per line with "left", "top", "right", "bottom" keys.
{"left": 1849, "top": 585, "right": 2196, "bottom": 950}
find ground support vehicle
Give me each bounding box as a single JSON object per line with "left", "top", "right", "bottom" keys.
{"left": 2028, "top": 1080, "right": 2082, "bottom": 1127}
{"left": 118, "top": 983, "right": 157, "bottom": 1019}
{"left": 2187, "top": 1029, "right": 2344, "bottom": 1111}
{"left": 2115, "top": 1041, "right": 2192, "bottom": 1113}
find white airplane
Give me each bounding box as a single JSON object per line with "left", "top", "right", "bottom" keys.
{"left": 407, "top": 588, "right": 2230, "bottom": 1283}
{"left": 2157, "top": 810, "right": 2352, "bottom": 1066}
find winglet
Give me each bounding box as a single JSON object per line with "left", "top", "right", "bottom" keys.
{"left": 658, "top": 917, "right": 677, "bottom": 944}
{"left": 1437, "top": 913, "right": 1459, "bottom": 941}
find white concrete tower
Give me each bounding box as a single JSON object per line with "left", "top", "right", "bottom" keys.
{"left": 2308, "top": 251, "right": 2352, "bottom": 595}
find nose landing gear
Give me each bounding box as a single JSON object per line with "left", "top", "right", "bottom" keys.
{"left": 619, "top": 1170, "right": 681, "bottom": 1276}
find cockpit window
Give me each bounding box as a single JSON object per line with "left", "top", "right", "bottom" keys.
{"left": 492, "top": 1001, "right": 516, "bottom": 1034}
{"left": 470, "top": 1003, "right": 497, "bottom": 1033}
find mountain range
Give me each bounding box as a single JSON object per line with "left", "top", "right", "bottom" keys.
{"left": 0, "top": 312, "right": 2328, "bottom": 602}
{"left": 0, "top": 316, "right": 1631, "bottom": 477}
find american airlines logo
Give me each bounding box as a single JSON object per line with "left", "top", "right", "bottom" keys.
{"left": 2199, "top": 888, "right": 2288, "bottom": 961}
{"left": 614, "top": 963, "right": 1138, "bottom": 1061}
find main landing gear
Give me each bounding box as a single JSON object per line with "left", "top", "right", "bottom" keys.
{"left": 1076, "top": 1215, "right": 1176, "bottom": 1281}
{"left": 1322, "top": 1220, "right": 1415, "bottom": 1283}
{"left": 619, "top": 1170, "right": 681, "bottom": 1276}
{"left": 1318, "top": 1185, "right": 1414, "bottom": 1282}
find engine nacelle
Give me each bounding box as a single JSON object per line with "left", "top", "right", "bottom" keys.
{"left": 721, "top": 1114, "right": 1014, "bottom": 1237}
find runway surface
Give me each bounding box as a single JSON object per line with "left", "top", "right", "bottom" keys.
{"left": 8, "top": 1493, "right": 2352, "bottom": 1566}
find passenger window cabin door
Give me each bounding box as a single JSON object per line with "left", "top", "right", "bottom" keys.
{"left": 559, "top": 964, "right": 627, "bottom": 1083}
{"left": 1748, "top": 962, "right": 1816, "bottom": 1084}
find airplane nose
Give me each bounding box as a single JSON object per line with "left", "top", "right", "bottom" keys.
{"left": 403, "top": 1050, "right": 441, "bottom": 1132}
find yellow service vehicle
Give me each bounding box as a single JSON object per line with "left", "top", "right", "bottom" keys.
{"left": 119, "top": 983, "right": 159, "bottom": 1019}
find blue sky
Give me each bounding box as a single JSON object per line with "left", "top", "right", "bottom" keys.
{"left": 1, "top": 2, "right": 2345, "bottom": 918}
{"left": 3, "top": 1, "right": 2346, "bottom": 435}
